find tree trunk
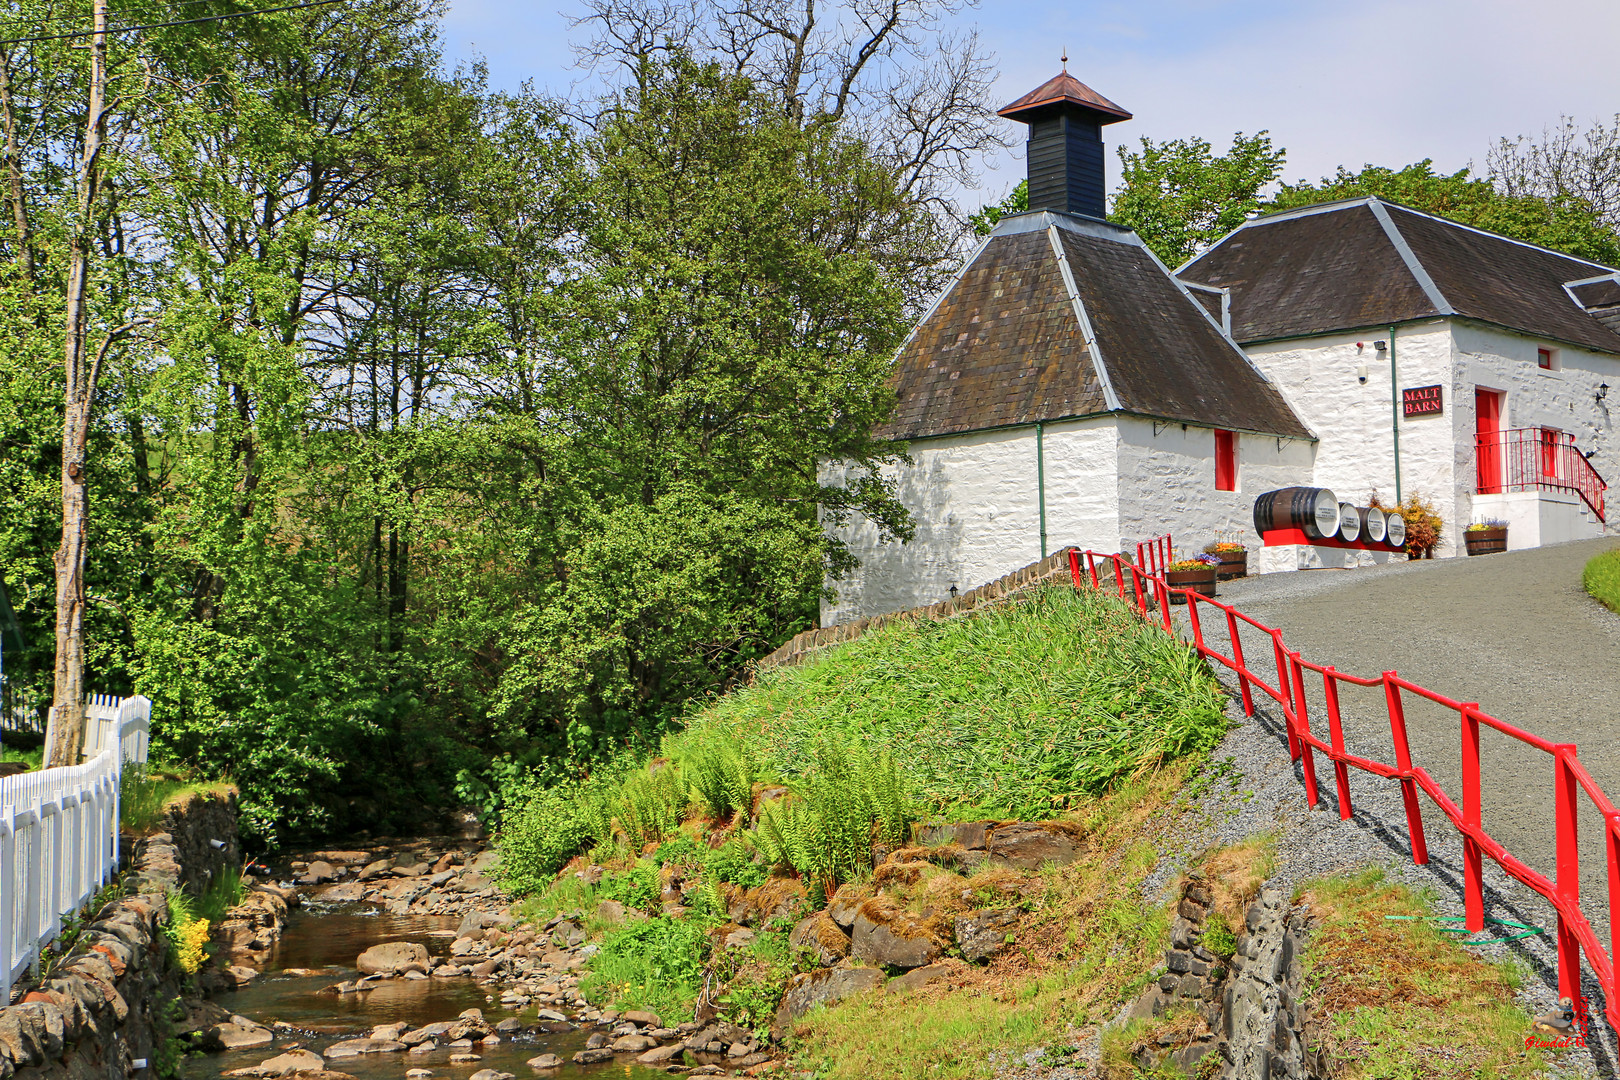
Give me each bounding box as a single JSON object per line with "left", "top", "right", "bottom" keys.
{"left": 45, "top": 0, "right": 109, "bottom": 768}
{"left": 0, "top": 47, "right": 33, "bottom": 283}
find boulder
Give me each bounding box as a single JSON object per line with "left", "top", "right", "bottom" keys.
{"left": 208, "top": 1022, "right": 273, "bottom": 1050}
{"left": 774, "top": 967, "right": 885, "bottom": 1028}
{"left": 525, "top": 1055, "right": 563, "bottom": 1070}
{"left": 401, "top": 1022, "right": 454, "bottom": 1046}
{"left": 851, "top": 911, "right": 941, "bottom": 970}
{"left": 316, "top": 882, "right": 366, "bottom": 903}
{"left": 789, "top": 913, "right": 851, "bottom": 967}
{"left": 611, "top": 1034, "right": 657, "bottom": 1053}
{"left": 323, "top": 1039, "right": 406, "bottom": 1058}
{"left": 369, "top": 1022, "right": 409, "bottom": 1041}
{"left": 256, "top": 1050, "right": 325, "bottom": 1076}
{"left": 886, "top": 964, "right": 953, "bottom": 995}
{"left": 356, "top": 941, "right": 429, "bottom": 975}
{"left": 596, "top": 900, "right": 627, "bottom": 925}
{"left": 298, "top": 860, "right": 336, "bottom": 885}
{"left": 987, "top": 822, "right": 1082, "bottom": 869}
{"left": 620, "top": 1010, "right": 661, "bottom": 1028}
{"left": 571, "top": 1049, "right": 614, "bottom": 1065}
{"left": 356, "top": 859, "right": 392, "bottom": 882}
{"left": 954, "top": 910, "right": 1019, "bottom": 963}
{"left": 635, "top": 1045, "right": 684, "bottom": 1066}
{"left": 826, "top": 891, "right": 862, "bottom": 930}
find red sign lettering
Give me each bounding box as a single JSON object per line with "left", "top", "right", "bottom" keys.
{"left": 1402, "top": 384, "right": 1444, "bottom": 417}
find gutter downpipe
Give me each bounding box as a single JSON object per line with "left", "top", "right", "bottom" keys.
{"left": 1036, "top": 422, "right": 1048, "bottom": 559}
{"left": 1390, "top": 325, "right": 1403, "bottom": 505}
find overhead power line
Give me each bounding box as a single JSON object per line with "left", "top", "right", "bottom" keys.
{"left": 0, "top": 0, "right": 347, "bottom": 46}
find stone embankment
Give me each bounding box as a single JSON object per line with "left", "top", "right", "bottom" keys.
{"left": 0, "top": 792, "right": 239, "bottom": 1080}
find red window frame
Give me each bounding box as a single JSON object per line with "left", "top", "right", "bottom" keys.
{"left": 1538, "top": 348, "right": 1554, "bottom": 370}
{"left": 1541, "top": 427, "right": 1561, "bottom": 478}
{"left": 1214, "top": 429, "right": 1236, "bottom": 491}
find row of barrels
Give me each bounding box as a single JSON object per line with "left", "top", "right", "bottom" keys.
{"left": 1253, "top": 487, "right": 1407, "bottom": 549}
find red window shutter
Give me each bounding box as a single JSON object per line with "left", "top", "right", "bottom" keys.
{"left": 1215, "top": 430, "right": 1236, "bottom": 491}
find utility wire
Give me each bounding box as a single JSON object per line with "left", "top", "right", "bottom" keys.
{"left": 0, "top": 0, "right": 347, "bottom": 45}
{"left": 2, "top": 0, "right": 249, "bottom": 35}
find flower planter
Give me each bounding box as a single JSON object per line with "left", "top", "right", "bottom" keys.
{"left": 1212, "top": 551, "right": 1248, "bottom": 580}
{"left": 1464, "top": 527, "right": 1508, "bottom": 556}
{"left": 1165, "top": 566, "right": 1217, "bottom": 603}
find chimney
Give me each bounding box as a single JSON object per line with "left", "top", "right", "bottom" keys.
{"left": 998, "top": 68, "right": 1131, "bottom": 220}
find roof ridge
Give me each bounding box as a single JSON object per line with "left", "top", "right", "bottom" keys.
{"left": 1377, "top": 200, "right": 1619, "bottom": 273}
{"left": 1045, "top": 224, "right": 1121, "bottom": 412}
{"left": 1367, "top": 199, "right": 1453, "bottom": 317}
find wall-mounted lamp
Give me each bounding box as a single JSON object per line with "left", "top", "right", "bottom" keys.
{"left": 1598, "top": 382, "right": 1610, "bottom": 405}
{"left": 1374, "top": 340, "right": 1388, "bottom": 354}
{"left": 949, "top": 584, "right": 958, "bottom": 599}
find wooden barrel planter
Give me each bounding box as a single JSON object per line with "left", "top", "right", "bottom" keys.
{"left": 1212, "top": 550, "right": 1247, "bottom": 580}
{"left": 1465, "top": 526, "right": 1508, "bottom": 556}
{"left": 1165, "top": 566, "right": 1217, "bottom": 602}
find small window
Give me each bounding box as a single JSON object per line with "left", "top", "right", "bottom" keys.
{"left": 1537, "top": 347, "right": 1559, "bottom": 371}
{"left": 1541, "top": 427, "right": 1562, "bottom": 478}
{"left": 1214, "top": 429, "right": 1237, "bottom": 491}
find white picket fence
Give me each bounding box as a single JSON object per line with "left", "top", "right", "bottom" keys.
{"left": 1, "top": 694, "right": 150, "bottom": 1000}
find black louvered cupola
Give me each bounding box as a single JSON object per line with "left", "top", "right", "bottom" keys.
{"left": 998, "top": 69, "right": 1132, "bottom": 220}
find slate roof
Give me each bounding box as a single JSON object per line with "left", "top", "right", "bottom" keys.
{"left": 997, "top": 72, "right": 1132, "bottom": 122}
{"left": 878, "top": 212, "right": 1312, "bottom": 442}
{"left": 1179, "top": 197, "right": 1620, "bottom": 356}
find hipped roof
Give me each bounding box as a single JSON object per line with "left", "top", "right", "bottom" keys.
{"left": 878, "top": 212, "right": 1313, "bottom": 442}
{"left": 997, "top": 72, "right": 1132, "bottom": 123}
{"left": 1179, "top": 196, "right": 1620, "bottom": 355}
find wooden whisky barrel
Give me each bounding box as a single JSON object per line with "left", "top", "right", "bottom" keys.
{"left": 1337, "top": 502, "right": 1361, "bottom": 543}
{"left": 1253, "top": 487, "right": 1341, "bottom": 540}
{"left": 1358, "top": 507, "right": 1387, "bottom": 544}
{"left": 1385, "top": 513, "right": 1406, "bottom": 549}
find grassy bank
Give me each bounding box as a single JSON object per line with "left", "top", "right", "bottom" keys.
{"left": 1584, "top": 548, "right": 1620, "bottom": 616}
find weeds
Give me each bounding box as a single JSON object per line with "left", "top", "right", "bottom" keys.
{"left": 164, "top": 892, "right": 210, "bottom": 974}
{"left": 120, "top": 766, "right": 233, "bottom": 835}
{"left": 579, "top": 915, "right": 711, "bottom": 1021}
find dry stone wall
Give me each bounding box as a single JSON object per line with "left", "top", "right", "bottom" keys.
{"left": 0, "top": 792, "right": 238, "bottom": 1080}
{"left": 755, "top": 547, "right": 1077, "bottom": 674}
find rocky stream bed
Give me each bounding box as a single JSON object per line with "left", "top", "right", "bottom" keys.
{"left": 181, "top": 840, "right": 771, "bottom": 1080}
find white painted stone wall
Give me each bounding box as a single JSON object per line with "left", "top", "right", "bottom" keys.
{"left": 1244, "top": 322, "right": 1459, "bottom": 554}
{"left": 1114, "top": 416, "right": 1315, "bottom": 558}
{"left": 819, "top": 418, "right": 1119, "bottom": 626}
{"left": 1451, "top": 322, "right": 1619, "bottom": 536}
{"left": 1471, "top": 490, "right": 1598, "bottom": 550}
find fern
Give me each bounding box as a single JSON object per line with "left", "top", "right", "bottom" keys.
{"left": 680, "top": 730, "right": 758, "bottom": 821}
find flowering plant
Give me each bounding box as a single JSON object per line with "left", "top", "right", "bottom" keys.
{"left": 1466, "top": 518, "right": 1508, "bottom": 532}
{"left": 1167, "top": 558, "right": 1216, "bottom": 573}
{"left": 1203, "top": 541, "right": 1247, "bottom": 554}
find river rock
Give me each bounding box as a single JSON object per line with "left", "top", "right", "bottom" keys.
{"left": 256, "top": 1050, "right": 325, "bottom": 1076}
{"left": 356, "top": 942, "right": 429, "bottom": 975}
{"left": 209, "top": 1021, "right": 274, "bottom": 1050}
{"left": 494, "top": 1019, "right": 525, "bottom": 1033}
{"left": 468, "top": 1071, "right": 514, "bottom": 1080}
{"left": 406, "top": 1071, "right": 433, "bottom": 1079}
{"left": 534, "top": 1010, "right": 567, "bottom": 1023}
{"left": 620, "top": 1010, "right": 661, "bottom": 1028}
{"left": 369, "top": 1023, "right": 408, "bottom": 1041}
{"left": 324, "top": 1039, "right": 406, "bottom": 1058}
{"left": 356, "top": 859, "right": 393, "bottom": 882}
{"left": 954, "top": 910, "right": 1019, "bottom": 963}
{"left": 636, "top": 1045, "right": 684, "bottom": 1066}
{"left": 448, "top": 1054, "right": 480, "bottom": 1065}
{"left": 773, "top": 967, "right": 885, "bottom": 1029}
{"left": 526, "top": 1054, "right": 562, "bottom": 1069}
{"left": 987, "top": 822, "right": 1082, "bottom": 869}
{"left": 571, "top": 1049, "right": 613, "bottom": 1065}
{"left": 393, "top": 863, "right": 429, "bottom": 878}
{"left": 298, "top": 860, "right": 337, "bottom": 885}
{"left": 401, "top": 1022, "right": 453, "bottom": 1046}
{"left": 851, "top": 912, "right": 941, "bottom": 970}
{"left": 317, "top": 882, "right": 366, "bottom": 903}
{"left": 611, "top": 1034, "right": 657, "bottom": 1053}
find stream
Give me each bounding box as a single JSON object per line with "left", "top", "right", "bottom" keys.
{"left": 183, "top": 896, "right": 669, "bottom": 1080}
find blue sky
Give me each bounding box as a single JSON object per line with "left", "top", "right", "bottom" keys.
{"left": 440, "top": 0, "right": 1620, "bottom": 210}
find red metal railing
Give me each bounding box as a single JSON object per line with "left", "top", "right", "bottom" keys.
{"left": 1069, "top": 538, "right": 1618, "bottom": 1027}
{"left": 1477, "top": 427, "right": 1607, "bottom": 522}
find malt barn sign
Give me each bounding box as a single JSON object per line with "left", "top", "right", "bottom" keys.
{"left": 1402, "top": 384, "right": 1444, "bottom": 417}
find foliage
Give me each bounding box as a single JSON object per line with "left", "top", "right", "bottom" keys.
{"left": 119, "top": 766, "right": 234, "bottom": 835}
{"left": 1583, "top": 549, "right": 1620, "bottom": 616}
{"left": 712, "top": 930, "right": 796, "bottom": 1036}
{"left": 674, "top": 729, "right": 759, "bottom": 822}
{"left": 753, "top": 740, "right": 912, "bottom": 893}
{"left": 694, "top": 586, "right": 1227, "bottom": 821}
{"left": 704, "top": 837, "right": 771, "bottom": 890}
{"left": 1370, "top": 491, "right": 1443, "bottom": 557}
{"left": 163, "top": 892, "right": 210, "bottom": 974}
{"left": 493, "top": 780, "right": 606, "bottom": 896}
{"left": 1110, "top": 132, "right": 1286, "bottom": 266}
{"left": 971, "top": 180, "right": 1029, "bottom": 235}
{"left": 579, "top": 915, "right": 712, "bottom": 1022}
{"left": 1271, "top": 160, "right": 1620, "bottom": 266}
{"left": 1204, "top": 541, "right": 1246, "bottom": 554}
{"left": 1466, "top": 519, "right": 1509, "bottom": 532}
{"left": 1200, "top": 916, "right": 1236, "bottom": 958}
{"left": 1489, "top": 114, "right": 1620, "bottom": 232}
{"left": 1301, "top": 868, "right": 1544, "bottom": 1079}
{"left": 598, "top": 859, "right": 664, "bottom": 914}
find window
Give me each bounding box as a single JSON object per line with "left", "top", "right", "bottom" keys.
{"left": 1541, "top": 427, "right": 1562, "bottom": 478}
{"left": 1537, "top": 347, "right": 1559, "bottom": 371}
{"left": 1214, "top": 429, "right": 1237, "bottom": 491}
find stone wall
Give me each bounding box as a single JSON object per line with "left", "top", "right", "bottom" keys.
{"left": 0, "top": 792, "right": 238, "bottom": 1080}
{"left": 756, "top": 547, "right": 1077, "bottom": 674}
{"left": 1128, "top": 878, "right": 1321, "bottom": 1080}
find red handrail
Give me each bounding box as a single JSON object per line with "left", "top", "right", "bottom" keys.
{"left": 1477, "top": 427, "right": 1607, "bottom": 522}
{"left": 1068, "top": 536, "right": 1618, "bottom": 1028}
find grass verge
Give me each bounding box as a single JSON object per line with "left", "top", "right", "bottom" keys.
{"left": 1302, "top": 868, "right": 1547, "bottom": 1079}
{"left": 121, "top": 766, "right": 235, "bottom": 834}
{"left": 1584, "top": 548, "right": 1620, "bottom": 616}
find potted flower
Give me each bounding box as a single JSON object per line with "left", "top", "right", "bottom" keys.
{"left": 1203, "top": 540, "right": 1248, "bottom": 580}
{"left": 1464, "top": 518, "right": 1509, "bottom": 556}
{"left": 1370, "top": 490, "right": 1443, "bottom": 559}
{"left": 1165, "top": 556, "right": 1219, "bottom": 602}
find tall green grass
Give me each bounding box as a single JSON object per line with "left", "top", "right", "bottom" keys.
{"left": 1585, "top": 548, "right": 1620, "bottom": 616}
{"left": 691, "top": 585, "right": 1226, "bottom": 819}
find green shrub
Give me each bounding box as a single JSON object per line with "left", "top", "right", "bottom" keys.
{"left": 705, "top": 836, "right": 770, "bottom": 889}
{"left": 580, "top": 915, "right": 711, "bottom": 1021}
{"left": 599, "top": 859, "right": 663, "bottom": 914}
{"left": 1585, "top": 549, "right": 1620, "bottom": 616}
{"left": 495, "top": 782, "right": 598, "bottom": 895}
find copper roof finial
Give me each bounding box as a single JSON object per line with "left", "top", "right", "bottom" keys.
{"left": 1061, "top": 50, "right": 1068, "bottom": 73}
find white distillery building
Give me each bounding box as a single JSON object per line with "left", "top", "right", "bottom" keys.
{"left": 1179, "top": 197, "right": 1618, "bottom": 560}
{"left": 822, "top": 70, "right": 1615, "bottom": 626}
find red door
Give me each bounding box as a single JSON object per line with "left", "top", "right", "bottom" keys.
{"left": 1475, "top": 389, "right": 1502, "bottom": 493}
